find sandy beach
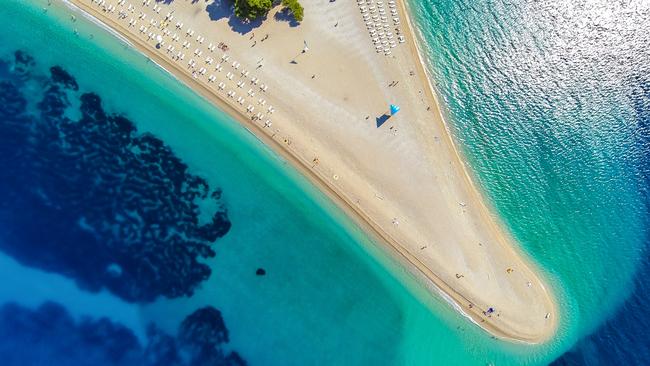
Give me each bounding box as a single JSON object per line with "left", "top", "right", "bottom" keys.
{"left": 55, "top": 0, "right": 557, "bottom": 342}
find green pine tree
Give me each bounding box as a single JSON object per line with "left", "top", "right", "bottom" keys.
{"left": 282, "top": 0, "right": 304, "bottom": 22}
{"left": 234, "top": 0, "right": 273, "bottom": 21}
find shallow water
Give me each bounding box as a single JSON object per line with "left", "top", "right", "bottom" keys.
{"left": 410, "top": 0, "right": 650, "bottom": 363}
{"left": 1, "top": 0, "right": 648, "bottom": 365}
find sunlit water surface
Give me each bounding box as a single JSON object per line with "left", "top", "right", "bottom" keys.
{"left": 1, "top": 0, "right": 649, "bottom": 365}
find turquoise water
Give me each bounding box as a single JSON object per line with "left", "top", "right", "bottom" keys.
{"left": 409, "top": 0, "right": 650, "bottom": 363}
{"left": 1, "top": 0, "right": 648, "bottom": 365}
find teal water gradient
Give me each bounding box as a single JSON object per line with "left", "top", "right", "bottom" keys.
{"left": 3, "top": 0, "right": 648, "bottom": 364}
{"left": 408, "top": 0, "right": 650, "bottom": 361}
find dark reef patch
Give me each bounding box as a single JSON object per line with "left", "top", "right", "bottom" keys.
{"left": 178, "top": 307, "right": 246, "bottom": 366}
{"left": 0, "top": 50, "right": 232, "bottom": 303}
{"left": 50, "top": 65, "right": 79, "bottom": 91}
{"left": 0, "top": 301, "right": 245, "bottom": 366}
{"left": 12, "top": 50, "right": 35, "bottom": 79}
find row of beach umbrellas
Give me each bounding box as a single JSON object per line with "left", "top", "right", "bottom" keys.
{"left": 90, "top": 0, "right": 276, "bottom": 126}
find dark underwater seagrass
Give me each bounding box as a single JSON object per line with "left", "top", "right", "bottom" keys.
{"left": 0, "top": 50, "right": 233, "bottom": 303}
{"left": 0, "top": 49, "right": 247, "bottom": 366}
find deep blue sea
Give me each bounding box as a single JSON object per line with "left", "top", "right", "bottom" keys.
{"left": 1, "top": 0, "right": 649, "bottom": 365}
{"left": 550, "top": 76, "right": 650, "bottom": 365}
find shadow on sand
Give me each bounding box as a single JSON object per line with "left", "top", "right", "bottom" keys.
{"left": 160, "top": 0, "right": 300, "bottom": 34}
{"left": 376, "top": 114, "right": 391, "bottom": 128}
{"left": 274, "top": 8, "right": 300, "bottom": 27}
{"left": 156, "top": 0, "right": 201, "bottom": 4}
{"left": 205, "top": 0, "right": 267, "bottom": 35}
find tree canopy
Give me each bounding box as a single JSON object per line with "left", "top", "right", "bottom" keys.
{"left": 232, "top": 0, "right": 304, "bottom": 22}
{"left": 282, "top": 0, "right": 304, "bottom": 22}
{"left": 233, "top": 0, "right": 272, "bottom": 21}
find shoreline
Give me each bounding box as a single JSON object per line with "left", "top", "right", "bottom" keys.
{"left": 55, "top": 0, "right": 557, "bottom": 343}
{"left": 396, "top": 0, "right": 559, "bottom": 340}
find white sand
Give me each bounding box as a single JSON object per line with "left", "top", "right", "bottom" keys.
{"left": 61, "top": 0, "right": 558, "bottom": 342}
